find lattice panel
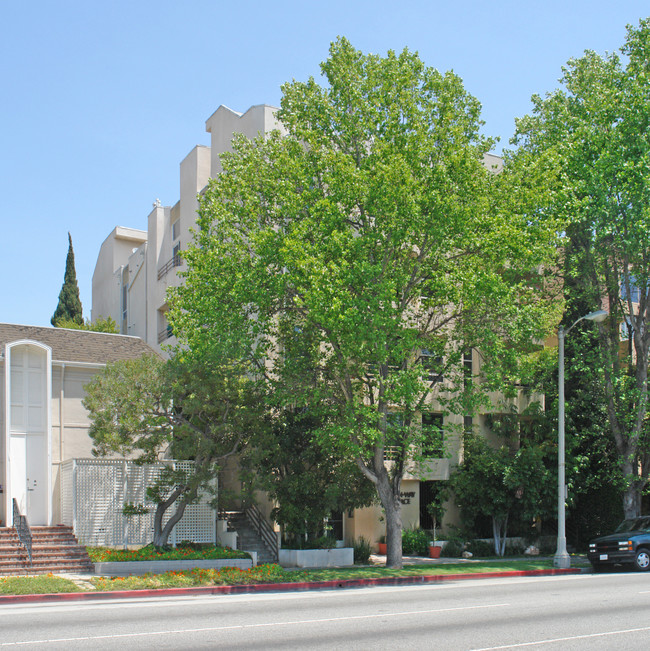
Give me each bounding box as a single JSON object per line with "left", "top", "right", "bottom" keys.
{"left": 74, "top": 461, "right": 125, "bottom": 546}
{"left": 59, "top": 460, "right": 73, "bottom": 526}
{"left": 68, "top": 459, "right": 215, "bottom": 546}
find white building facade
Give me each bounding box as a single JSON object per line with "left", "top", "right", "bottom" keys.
{"left": 92, "top": 104, "right": 285, "bottom": 356}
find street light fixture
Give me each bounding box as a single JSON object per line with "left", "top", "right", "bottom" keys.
{"left": 554, "top": 309, "right": 608, "bottom": 569}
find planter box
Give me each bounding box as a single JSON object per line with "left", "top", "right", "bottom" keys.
{"left": 94, "top": 557, "right": 253, "bottom": 576}
{"left": 278, "top": 547, "right": 354, "bottom": 568}
{"left": 429, "top": 545, "right": 442, "bottom": 558}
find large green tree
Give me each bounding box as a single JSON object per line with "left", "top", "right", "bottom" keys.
{"left": 510, "top": 18, "right": 650, "bottom": 518}
{"left": 52, "top": 232, "right": 83, "bottom": 326}
{"left": 170, "top": 39, "right": 558, "bottom": 567}
{"left": 83, "top": 353, "right": 260, "bottom": 546}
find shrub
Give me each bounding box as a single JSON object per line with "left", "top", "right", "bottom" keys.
{"left": 281, "top": 535, "right": 338, "bottom": 550}
{"left": 467, "top": 539, "right": 494, "bottom": 557}
{"left": 353, "top": 537, "right": 371, "bottom": 564}
{"left": 86, "top": 545, "right": 249, "bottom": 562}
{"left": 401, "top": 527, "right": 429, "bottom": 555}
{"left": 504, "top": 540, "right": 525, "bottom": 556}
{"left": 440, "top": 539, "right": 464, "bottom": 557}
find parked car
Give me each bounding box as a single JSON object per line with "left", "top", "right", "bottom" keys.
{"left": 588, "top": 516, "right": 650, "bottom": 571}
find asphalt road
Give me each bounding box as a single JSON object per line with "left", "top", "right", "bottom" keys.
{"left": 2, "top": 571, "right": 650, "bottom": 649}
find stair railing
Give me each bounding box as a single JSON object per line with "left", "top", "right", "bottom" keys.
{"left": 12, "top": 498, "right": 33, "bottom": 564}
{"left": 245, "top": 504, "right": 279, "bottom": 562}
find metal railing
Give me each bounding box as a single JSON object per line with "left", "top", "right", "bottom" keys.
{"left": 12, "top": 499, "right": 33, "bottom": 564}
{"left": 245, "top": 504, "right": 279, "bottom": 562}
{"left": 157, "top": 324, "right": 173, "bottom": 344}
{"left": 157, "top": 253, "right": 182, "bottom": 280}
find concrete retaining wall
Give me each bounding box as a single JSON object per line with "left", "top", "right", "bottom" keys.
{"left": 278, "top": 547, "right": 354, "bottom": 568}
{"left": 94, "top": 557, "right": 254, "bottom": 576}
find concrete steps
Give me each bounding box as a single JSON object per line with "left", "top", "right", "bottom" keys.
{"left": 226, "top": 512, "right": 278, "bottom": 564}
{"left": 0, "top": 526, "right": 94, "bottom": 575}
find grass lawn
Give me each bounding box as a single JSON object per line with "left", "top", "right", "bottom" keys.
{"left": 0, "top": 558, "right": 588, "bottom": 596}
{"left": 303, "top": 559, "right": 576, "bottom": 582}
{"left": 0, "top": 575, "right": 80, "bottom": 595}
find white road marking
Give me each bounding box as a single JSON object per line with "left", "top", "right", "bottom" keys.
{"left": 0, "top": 602, "right": 509, "bottom": 646}
{"left": 470, "top": 625, "right": 650, "bottom": 650}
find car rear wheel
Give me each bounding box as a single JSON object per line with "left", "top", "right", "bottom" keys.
{"left": 634, "top": 548, "right": 650, "bottom": 571}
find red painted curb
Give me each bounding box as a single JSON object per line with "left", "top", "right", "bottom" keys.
{"left": 0, "top": 568, "right": 581, "bottom": 605}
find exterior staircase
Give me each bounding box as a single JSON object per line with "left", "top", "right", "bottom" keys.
{"left": 0, "top": 526, "right": 94, "bottom": 576}
{"left": 224, "top": 511, "right": 278, "bottom": 565}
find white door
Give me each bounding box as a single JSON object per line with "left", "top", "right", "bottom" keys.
{"left": 26, "top": 434, "right": 47, "bottom": 524}
{"left": 8, "top": 344, "right": 50, "bottom": 525}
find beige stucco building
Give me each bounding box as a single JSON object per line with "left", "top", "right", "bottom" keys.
{"left": 92, "top": 104, "right": 285, "bottom": 356}
{"left": 90, "top": 103, "right": 540, "bottom": 549}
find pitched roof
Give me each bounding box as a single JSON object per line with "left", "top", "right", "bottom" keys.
{"left": 0, "top": 323, "right": 157, "bottom": 364}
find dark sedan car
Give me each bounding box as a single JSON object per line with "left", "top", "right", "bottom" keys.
{"left": 588, "top": 517, "right": 650, "bottom": 571}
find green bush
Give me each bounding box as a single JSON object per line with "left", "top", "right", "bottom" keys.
{"left": 86, "top": 545, "right": 249, "bottom": 562}
{"left": 504, "top": 540, "right": 525, "bottom": 556}
{"left": 402, "top": 527, "right": 429, "bottom": 555}
{"left": 281, "top": 535, "right": 338, "bottom": 550}
{"left": 440, "top": 539, "right": 464, "bottom": 557}
{"left": 353, "top": 537, "right": 372, "bottom": 564}
{"left": 467, "top": 539, "right": 494, "bottom": 557}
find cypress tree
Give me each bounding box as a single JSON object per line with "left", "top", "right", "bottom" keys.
{"left": 51, "top": 232, "right": 83, "bottom": 326}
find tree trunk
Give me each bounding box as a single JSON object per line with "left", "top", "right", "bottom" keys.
{"left": 492, "top": 515, "right": 508, "bottom": 557}
{"left": 152, "top": 485, "right": 187, "bottom": 546}
{"left": 375, "top": 473, "right": 403, "bottom": 569}
{"left": 622, "top": 480, "right": 641, "bottom": 520}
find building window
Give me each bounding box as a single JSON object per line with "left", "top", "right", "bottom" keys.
{"left": 463, "top": 350, "right": 473, "bottom": 389}
{"left": 172, "top": 220, "right": 180, "bottom": 241}
{"left": 419, "top": 350, "right": 443, "bottom": 383}
{"left": 384, "top": 413, "right": 404, "bottom": 460}
{"left": 422, "top": 413, "right": 444, "bottom": 458}
{"left": 621, "top": 275, "right": 641, "bottom": 304}
{"left": 325, "top": 511, "right": 343, "bottom": 541}
{"left": 620, "top": 315, "right": 632, "bottom": 341}
{"left": 173, "top": 242, "right": 181, "bottom": 267}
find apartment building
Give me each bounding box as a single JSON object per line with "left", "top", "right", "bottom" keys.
{"left": 92, "top": 104, "right": 285, "bottom": 355}
{"left": 91, "top": 104, "right": 538, "bottom": 549}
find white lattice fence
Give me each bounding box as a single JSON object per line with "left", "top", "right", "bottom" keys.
{"left": 59, "top": 459, "right": 216, "bottom": 547}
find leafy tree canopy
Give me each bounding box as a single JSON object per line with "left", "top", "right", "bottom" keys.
{"left": 451, "top": 419, "right": 555, "bottom": 555}
{"left": 83, "top": 353, "right": 261, "bottom": 546}
{"left": 508, "top": 18, "right": 650, "bottom": 518}
{"left": 170, "top": 38, "right": 559, "bottom": 567}
{"left": 243, "top": 409, "right": 376, "bottom": 546}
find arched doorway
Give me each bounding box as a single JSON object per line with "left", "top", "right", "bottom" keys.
{"left": 5, "top": 341, "right": 51, "bottom": 525}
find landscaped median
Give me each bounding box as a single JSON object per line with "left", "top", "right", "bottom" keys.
{"left": 0, "top": 559, "right": 588, "bottom": 601}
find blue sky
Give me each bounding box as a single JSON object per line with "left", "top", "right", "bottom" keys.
{"left": 2, "top": 1, "right": 648, "bottom": 327}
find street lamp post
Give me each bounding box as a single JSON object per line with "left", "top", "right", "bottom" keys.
{"left": 554, "top": 309, "right": 608, "bottom": 569}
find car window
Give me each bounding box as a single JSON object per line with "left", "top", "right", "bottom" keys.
{"left": 615, "top": 517, "right": 650, "bottom": 533}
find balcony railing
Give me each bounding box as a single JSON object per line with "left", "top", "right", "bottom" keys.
{"left": 158, "top": 324, "right": 173, "bottom": 344}
{"left": 157, "top": 253, "right": 182, "bottom": 280}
